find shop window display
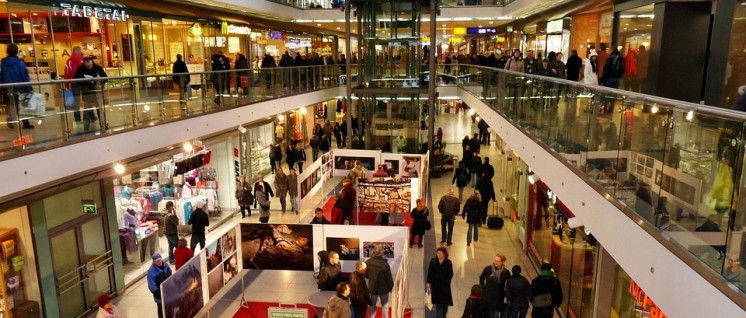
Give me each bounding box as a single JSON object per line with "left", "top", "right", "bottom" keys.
{"left": 617, "top": 5, "right": 654, "bottom": 93}
{"left": 242, "top": 122, "right": 275, "bottom": 180}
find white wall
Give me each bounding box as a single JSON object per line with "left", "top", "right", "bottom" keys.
{"left": 458, "top": 89, "right": 746, "bottom": 317}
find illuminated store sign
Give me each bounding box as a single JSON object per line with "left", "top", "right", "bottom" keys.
{"left": 221, "top": 22, "right": 251, "bottom": 35}
{"left": 466, "top": 27, "right": 497, "bottom": 35}
{"left": 60, "top": 3, "right": 130, "bottom": 21}
{"left": 628, "top": 279, "right": 668, "bottom": 318}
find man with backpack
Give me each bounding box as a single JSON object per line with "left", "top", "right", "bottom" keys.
{"left": 530, "top": 263, "right": 563, "bottom": 318}
{"left": 601, "top": 48, "right": 624, "bottom": 89}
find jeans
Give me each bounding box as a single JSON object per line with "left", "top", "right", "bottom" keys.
{"left": 458, "top": 187, "right": 465, "bottom": 202}
{"left": 240, "top": 205, "right": 251, "bottom": 217}
{"left": 370, "top": 293, "right": 389, "bottom": 318}
{"left": 435, "top": 304, "right": 449, "bottom": 318}
{"left": 467, "top": 223, "right": 479, "bottom": 243}
{"left": 441, "top": 218, "right": 454, "bottom": 243}
{"left": 166, "top": 234, "right": 178, "bottom": 262}
{"left": 353, "top": 305, "right": 368, "bottom": 318}
{"left": 279, "top": 193, "right": 287, "bottom": 212}
{"left": 290, "top": 195, "right": 299, "bottom": 212}
{"left": 157, "top": 302, "right": 163, "bottom": 318}
{"left": 312, "top": 147, "right": 319, "bottom": 161}
{"left": 294, "top": 161, "right": 304, "bottom": 173}
{"left": 508, "top": 308, "right": 527, "bottom": 318}
{"left": 471, "top": 173, "right": 479, "bottom": 187}
{"left": 190, "top": 233, "right": 206, "bottom": 251}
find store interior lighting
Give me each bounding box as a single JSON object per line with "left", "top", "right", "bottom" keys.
{"left": 183, "top": 142, "right": 194, "bottom": 153}
{"left": 238, "top": 125, "right": 247, "bottom": 134}
{"left": 114, "top": 163, "right": 126, "bottom": 175}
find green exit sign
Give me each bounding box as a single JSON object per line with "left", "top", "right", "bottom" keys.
{"left": 82, "top": 200, "right": 97, "bottom": 214}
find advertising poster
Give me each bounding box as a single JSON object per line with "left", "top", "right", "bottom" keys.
{"left": 300, "top": 166, "right": 322, "bottom": 199}
{"left": 335, "top": 156, "right": 376, "bottom": 171}
{"left": 362, "top": 241, "right": 395, "bottom": 259}
{"left": 401, "top": 156, "right": 422, "bottom": 178}
{"left": 161, "top": 255, "right": 204, "bottom": 318}
{"left": 326, "top": 237, "right": 361, "bottom": 261}
{"left": 356, "top": 178, "right": 413, "bottom": 214}
{"left": 207, "top": 264, "right": 223, "bottom": 299}
{"left": 205, "top": 240, "right": 222, "bottom": 273}
{"left": 241, "top": 224, "right": 315, "bottom": 271}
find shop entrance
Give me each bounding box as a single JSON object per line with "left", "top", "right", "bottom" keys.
{"left": 50, "top": 215, "right": 114, "bottom": 317}
{"left": 361, "top": 95, "right": 422, "bottom": 153}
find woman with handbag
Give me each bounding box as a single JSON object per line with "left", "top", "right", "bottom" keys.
{"left": 410, "top": 198, "right": 430, "bottom": 248}
{"left": 427, "top": 247, "right": 453, "bottom": 318}
{"left": 255, "top": 184, "right": 271, "bottom": 223}
{"left": 461, "top": 285, "right": 488, "bottom": 318}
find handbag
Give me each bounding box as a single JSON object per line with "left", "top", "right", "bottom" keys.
{"left": 424, "top": 288, "right": 433, "bottom": 310}
{"left": 424, "top": 220, "right": 432, "bottom": 231}
{"left": 63, "top": 89, "right": 78, "bottom": 110}
{"left": 239, "top": 75, "right": 250, "bottom": 88}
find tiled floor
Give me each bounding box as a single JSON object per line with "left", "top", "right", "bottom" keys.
{"left": 101, "top": 111, "right": 550, "bottom": 318}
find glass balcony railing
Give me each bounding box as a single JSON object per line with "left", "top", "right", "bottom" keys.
{"left": 0, "top": 65, "right": 340, "bottom": 159}
{"left": 439, "top": 64, "right": 746, "bottom": 305}
{"left": 264, "top": 0, "right": 513, "bottom": 10}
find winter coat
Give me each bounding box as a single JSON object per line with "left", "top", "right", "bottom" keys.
{"left": 256, "top": 191, "right": 270, "bottom": 218}
{"left": 320, "top": 136, "right": 331, "bottom": 152}
{"left": 271, "top": 144, "right": 283, "bottom": 162}
{"left": 479, "top": 265, "right": 510, "bottom": 311}
{"left": 173, "top": 247, "right": 193, "bottom": 270}
{"left": 286, "top": 145, "right": 296, "bottom": 167}
{"left": 318, "top": 263, "right": 342, "bottom": 291}
{"left": 236, "top": 181, "right": 253, "bottom": 207}
{"left": 481, "top": 163, "right": 495, "bottom": 180}
{"left": 287, "top": 174, "right": 299, "bottom": 196}
{"left": 549, "top": 60, "right": 566, "bottom": 79}
{"left": 530, "top": 274, "right": 563, "bottom": 310}
{"left": 64, "top": 53, "right": 84, "bottom": 80}
{"left": 366, "top": 256, "right": 394, "bottom": 294}
{"left": 462, "top": 197, "right": 482, "bottom": 224}
{"left": 172, "top": 59, "right": 191, "bottom": 85}
{"left": 461, "top": 296, "right": 488, "bottom": 318}
{"left": 274, "top": 173, "right": 289, "bottom": 197}
{"left": 476, "top": 177, "right": 496, "bottom": 202}
{"left": 349, "top": 271, "right": 372, "bottom": 307}
{"left": 0, "top": 56, "right": 31, "bottom": 93}
{"left": 505, "top": 275, "right": 531, "bottom": 310}
{"left": 504, "top": 57, "right": 524, "bottom": 73}
{"left": 468, "top": 156, "right": 483, "bottom": 176}
{"left": 323, "top": 295, "right": 351, "bottom": 318}
{"left": 426, "top": 258, "right": 454, "bottom": 306}
{"left": 254, "top": 181, "right": 274, "bottom": 200}
{"left": 410, "top": 207, "right": 430, "bottom": 235}
{"left": 340, "top": 184, "right": 357, "bottom": 221}
{"left": 438, "top": 194, "right": 460, "bottom": 220}
{"left": 147, "top": 263, "right": 172, "bottom": 303}
{"left": 523, "top": 57, "right": 538, "bottom": 74}
{"left": 74, "top": 63, "right": 108, "bottom": 95}
{"left": 583, "top": 58, "right": 599, "bottom": 85}
{"left": 565, "top": 54, "right": 583, "bottom": 81}
{"left": 331, "top": 199, "right": 348, "bottom": 224}
{"left": 294, "top": 148, "right": 307, "bottom": 163}
{"left": 310, "top": 136, "right": 320, "bottom": 149}
{"left": 188, "top": 208, "right": 209, "bottom": 235}
{"left": 348, "top": 167, "right": 365, "bottom": 185}
{"left": 452, "top": 167, "right": 470, "bottom": 188}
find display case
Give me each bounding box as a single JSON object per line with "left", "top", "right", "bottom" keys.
{"left": 0, "top": 228, "right": 25, "bottom": 317}
{"left": 245, "top": 122, "right": 275, "bottom": 180}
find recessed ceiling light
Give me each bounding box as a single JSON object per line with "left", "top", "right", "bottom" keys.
{"left": 489, "top": 21, "right": 493, "bottom": 24}
{"left": 336, "top": 27, "right": 340, "bottom": 30}
{"left": 478, "top": 25, "right": 483, "bottom": 28}
{"left": 317, "top": 23, "right": 321, "bottom": 26}
{"left": 442, "top": 24, "right": 446, "bottom": 27}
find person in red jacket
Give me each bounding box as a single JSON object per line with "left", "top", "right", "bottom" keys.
{"left": 173, "top": 237, "right": 193, "bottom": 270}
{"left": 372, "top": 164, "right": 389, "bottom": 177}
{"left": 64, "top": 46, "right": 85, "bottom": 122}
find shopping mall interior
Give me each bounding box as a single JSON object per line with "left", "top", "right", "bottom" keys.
{"left": 0, "top": 0, "right": 744, "bottom": 317}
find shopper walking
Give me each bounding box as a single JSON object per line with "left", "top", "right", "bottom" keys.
{"left": 320, "top": 135, "right": 331, "bottom": 154}
{"left": 601, "top": 48, "right": 624, "bottom": 89}
{"left": 274, "top": 167, "right": 289, "bottom": 213}
{"left": 271, "top": 142, "right": 283, "bottom": 174}
{"left": 482, "top": 157, "right": 495, "bottom": 180}
{"left": 163, "top": 202, "right": 179, "bottom": 264}
{"left": 310, "top": 135, "right": 320, "bottom": 161}
{"left": 530, "top": 263, "right": 563, "bottom": 318}
{"left": 74, "top": 56, "right": 108, "bottom": 132}
{"left": 469, "top": 152, "right": 482, "bottom": 188}
{"left": 286, "top": 143, "right": 296, "bottom": 171}
{"left": 236, "top": 175, "right": 254, "bottom": 218}
{"left": 334, "top": 122, "right": 343, "bottom": 148}
{"left": 463, "top": 192, "right": 482, "bottom": 246}
{"left": 235, "top": 53, "right": 250, "bottom": 95}
{"left": 341, "top": 178, "right": 357, "bottom": 223}
{"left": 565, "top": 50, "right": 583, "bottom": 81}
{"left": 366, "top": 244, "right": 394, "bottom": 318}
{"left": 188, "top": 200, "right": 210, "bottom": 251}
{"left": 461, "top": 285, "right": 489, "bottom": 318}
{"left": 409, "top": 198, "right": 430, "bottom": 248}
{"left": 172, "top": 54, "right": 191, "bottom": 105}
{"left": 476, "top": 171, "right": 496, "bottom": 225}
{"left": 505, "top": 265, "right": 531, "bottom": 318}
{"left": 294, "top": 143, "right": 307, "bottom": 173}
{"left": 95, "top": 294, "right": 123, "bottom": 318}
{"left": 287, "top": 168, "right": 299, "bottom": 213}
{"left": 426, "top": 247, "right": 454, "bottom": 318}
{"left": 253, "top": 175, "right": 274, "bottom": 210}
{"left": 350, "top": 261, "right": 371, "bottom": 318}
{"left": 147, "top": 254, "right": 172, "bottom": 318}
{"left": 480, "top": 253, "right": 510, "bottom": 318}
{"left": 318, "top": 251, "right": 342, "bottom": 291}
{"left": 323, "top": 282, "right": 352, "bottom": 318}
{"left": 1, "top": 44, "right": 34, "bottom": 129}
{"left": 452, "top": 161, "right": 470, "bottom": 201}
{"left": 64, "top": 46, "right": 85, "bottom": 123}
{"left": 438, "top": 188, "right": 460, "bottom": 245}
{"left": 255, "top": 184, "right": 271, "bottom": 223}
{"left": 582, "top": 50, "right": 599, "bottom": 85}
{"left": 173, "top": 237, "right": 193, "bottom": 270}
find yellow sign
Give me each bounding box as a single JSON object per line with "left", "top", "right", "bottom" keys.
{"left": 257, "top": 39, "right": 268, "bottom": 45}
{"left": 422, "top": 36, "right": 430, "bottom": 42}
{"left": 454, "top": 27, "right": 466, "bottom": 35}
{"left": 449, "top": 37, "right": 463, "bottom": 43}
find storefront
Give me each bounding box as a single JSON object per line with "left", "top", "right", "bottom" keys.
{"left": 570, "top": 11, "right": 613, "bottom": 59}
{"left": 240, "top": 119, "right": 275, "bottom": 180}
{"left": 527, "top": 179, "right": 597, "bottom": 318}
{"left": 0, "top": 207, "right": 41, "bottom": 318}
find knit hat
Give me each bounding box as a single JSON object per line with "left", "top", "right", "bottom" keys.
{"left": 195, "top": 200, "right": 207, "bottom": 210}
{"left": 589, "top": 50, "right": 598, "bottom": 58}
{"left": 97, "top": 294, "right": 112, "bottom": 307}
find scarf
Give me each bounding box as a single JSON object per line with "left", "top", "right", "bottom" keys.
{"left": 489, "top": 265, "right": 505, "bottom": 281}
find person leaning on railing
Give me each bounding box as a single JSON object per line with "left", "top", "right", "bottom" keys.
{"left": 73, "top": 56, "right": 108, "bottom": 132}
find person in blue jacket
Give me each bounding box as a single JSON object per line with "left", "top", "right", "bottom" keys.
{"left": 0, "top": 43, "right": 33, "bottom": 129}
{"left": 147, "top": 253, "right": 172, "bottom": 318}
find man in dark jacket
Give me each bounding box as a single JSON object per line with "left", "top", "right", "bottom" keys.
{"left": 530, "top": 263, "right": 563, "bottom": 318}
{"left": 601, "top": 48, "right": 624, "bottom": 88}
{"left": 479, "top": 253, "right": 510, "bottom": 318}
{"left": 438, "top": 188, "right": 460, "bottom": 245}
{"left": 147, "top": 253, "right": 172, "bottom": 318}
{"left": 310, "top": 207, "right": 331, "bottom": 224}
{"left": 366, "top": 244, "right": 394, "bottom": 318}
{"left": 340, "top": 178, "right": 357, "bottom": 223}
{"left": 505, "top": 265, "right": 531, "bottom": 318}
{"left": 188, "top": 200, "right": 210, "bottom": 251}
{"left": 523, "top": 50, "right": 537, "bottom": 75}
{"left": 319, "top": 135, "right": 331, "bottom": 154}
{"left": 172, "top": 54, "right": 190, "bottom": 105}
{"left": 469, "top": 152, "right": 483, "bottom": 188}
{"left": 470, "top": 133, "right": 481, "bottom": 154}
{"left": 476, "top": 171, "right": 496, "bottom": 225}
{"left": 261, "top": 53, "right": 276, "bottom": 89}
{"left": 310, "top": 135, "right": 320, "bottom": 161}
{"left": 463, "top": 192, "right": 482, "bottom": 245}
{"left": 349, "top": 261, "right": 371, "bottom": 318}
{"left": 74, "top": 56, "right": 108, "bottom": 132}
{"left": 318, "top": 251, "right": 342, "bottom": 291}
{"left": 482, "top": 157, "right": 495, "bottom": 180}
{"left": 0, "top": 44, "right": 33, "bottom": 129}
{"left": 565, "top": 50, "right": 583, "bottom": 81}
{"left": 294, "top": 143, "right": 307, "bottom": 173}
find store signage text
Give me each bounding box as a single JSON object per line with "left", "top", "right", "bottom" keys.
{"left": 60, "top": 3, "right": 130, "bottom": 21}
{"left": 466, "top": 27, "right": 496, "bottom": 35}
{"left": 628, "top": 279, "right": 668, "bottom": 318}
{"left": 12, "top": 135, "right": 33, "bottom": 147}
{"left": 222, "top": 22, "right": 251, "bottom": 35}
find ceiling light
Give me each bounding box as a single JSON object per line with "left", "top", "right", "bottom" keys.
{"left": 442, "top": 24, "right": 446, "bottom": 27}
{"left": 114, "top": 163, "right": 126, "bottom": 175}
{"left": 183, "top": 142, "right": 194, "bottom": 153}
{"left": 489, "top": 21, "right": 493, "bottom": 24}
{"left": 651, "top": 104, "right": 658, "bottom": 114}
{"left": 478, "top": 25, "right": 483, "bottom": 28}
{"left": 317, "top": 23, "right": 321, "bottom": 26}
{"left": 686, "top": 110, "right": 694, "bottom": 121}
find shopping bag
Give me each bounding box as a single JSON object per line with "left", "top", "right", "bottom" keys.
{"left": 63, "top": 89, "right": 78, "bottom": 110}
{"left": 424, "top": 288, "right": 433, "bottom": 310}
{"left": 18, "top": 93, "right": 45, "bottom": 116}
{"left": 239, "top": 76, "right": 250, "bottom": 88}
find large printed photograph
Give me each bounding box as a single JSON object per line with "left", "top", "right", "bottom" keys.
{"left": 335, "top": 156, "right": 376, "bottom": 171}
{"left": 241, "top": 224, "right": 315, "bottom": 271}
{"left": 326, "top": 237, "right": 361, "bottom": 261}
{"left": 300, "top": 166, "right": 322, "bottom": 199}
{"left": 161, "top": 255, "right": 204, "bottom": 318}
{"left": 357, "top": 178, "right": 412, "bottom": 214}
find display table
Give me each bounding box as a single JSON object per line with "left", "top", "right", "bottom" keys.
{"left": 133, "top": 230, "right": 159, "bottom": 263}
{"left": 307, "top": 291, "right": 336, "bottom": 318}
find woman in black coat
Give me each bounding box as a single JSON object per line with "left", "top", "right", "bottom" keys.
{"left": 451, "top": 161, "right": 470, "bottom": 202}
{"left": 461, "top": 284, "right": 489, "bottom": 318}
{"left": 409, "top": 198, "right": 430, "bottom": 248}
{"left": 426, "top": 247, "right": 453, "bottom": 318}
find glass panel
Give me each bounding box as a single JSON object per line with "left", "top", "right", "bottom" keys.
{"left": 81, "top": 217, "right": 112, "bottom": 306}
{"left": 51, "top": 230, "right": 86, "bottom": 317}
{"left": 44, "top": 182, "right": 101, "bottom": 228}
{"left": 617, "top": 4, "right": 654, "bottom": 93}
